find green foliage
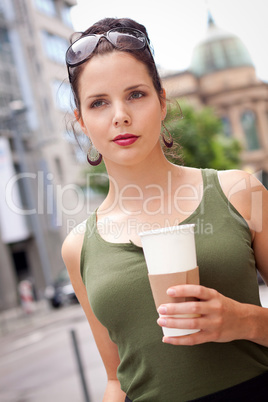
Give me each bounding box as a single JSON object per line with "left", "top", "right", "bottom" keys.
{"left": 166, "top": 102, "right": 242, "bottom": 170}
{"left": 82, "top": 102, "right": 242, "bottom": 195}
{"left": 82, "top": 161, "right": 109, "bottom": 195}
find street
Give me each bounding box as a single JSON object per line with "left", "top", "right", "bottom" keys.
{"left": 0, "top": 286, "right": 268, "bottom": 402}
{"left": 0, "top": 303, "right": 106, "bottom": 402}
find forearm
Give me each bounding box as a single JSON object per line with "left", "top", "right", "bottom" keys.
{"left": 244, "top": 303, "right": 268, "bottom": 347}
{"left": 103, "top": 379, "right": 126, "bottom": 402}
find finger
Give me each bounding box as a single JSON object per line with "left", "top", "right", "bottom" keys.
{"left": 157, "top": 315, "right": 217, "bottom": 334}
{"left": 157, "top": 315, "right": 202, "bottom": 330}
{"left": 158, "top": 301, "right": 208, "bottom": 316}
{"left": 167, "top": 284, "right": 217, "bottom": 301}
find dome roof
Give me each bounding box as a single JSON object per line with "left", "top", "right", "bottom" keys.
{"left": 190, "top": 14, "right": 254, "bottom": 77}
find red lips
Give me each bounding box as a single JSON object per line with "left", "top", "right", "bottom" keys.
{"left": 113, "top": 134, "right": 139, "bottom": 146}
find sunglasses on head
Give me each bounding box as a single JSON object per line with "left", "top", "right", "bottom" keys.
{"left": 66, "top": 27, "right": 152, "bottom": 72}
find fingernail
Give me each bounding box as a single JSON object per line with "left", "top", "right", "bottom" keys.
{"left": 167, "top": 288, "right": 176, "bottom": 296}
{"left": 157, "top": 317, "right": 167, "bottom": 326}
{"left": 158, "top": 306, "right": 167, "bottom": 314}
{"left": 162, "top": 337, "right": 170, "bottom": 344}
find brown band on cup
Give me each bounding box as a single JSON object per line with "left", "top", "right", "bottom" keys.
{"left": 148, "top": 266, "right": 199, "bottom": 309}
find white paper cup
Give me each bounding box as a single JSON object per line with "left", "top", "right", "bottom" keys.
{"left": 139, "top": 224, "right": 200, "bottom": 337}
{"left": 139, "top": 224, "right": 197, "bottom": 274}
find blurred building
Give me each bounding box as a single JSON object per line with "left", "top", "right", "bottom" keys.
{"left": 162, "top": 13, "right": 268, "bottom": 186}
{"left": 0, "top": 0, "right": 85, "bottom": 310}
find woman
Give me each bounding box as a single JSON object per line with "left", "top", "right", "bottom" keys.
{"left": 62, "top": 17, "right": 268, "bottom": 401}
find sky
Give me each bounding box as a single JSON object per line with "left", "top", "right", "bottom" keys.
{"left": 71, "top": 0, "right": 268, "bottom": 82}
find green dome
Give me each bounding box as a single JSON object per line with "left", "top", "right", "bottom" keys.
{"left": 190, "top": 16, "right": 254, "bottom": 77}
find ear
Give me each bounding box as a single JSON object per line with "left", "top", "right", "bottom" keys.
{"left": 160, "top": 88, "right": 167, "bottom": 121}
{"left": 74, "top": 109, "right": 88, "bottom": 134}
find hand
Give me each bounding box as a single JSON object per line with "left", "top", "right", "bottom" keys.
{"left": 157, "top": 284, "right": 250, "bottom": 346}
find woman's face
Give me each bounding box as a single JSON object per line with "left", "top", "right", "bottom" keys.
{"left": 77, "top": 51, "right": 166, "bottom": 167}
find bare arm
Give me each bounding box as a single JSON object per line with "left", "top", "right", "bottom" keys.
{"left": 219, "top": 170, "right": 268, "bottom": 284}
{"left": 157, "top": 170, "right": 268, "bottom": 347}
{"left": 61, "top": 224, "right": 126, "bottom": 401}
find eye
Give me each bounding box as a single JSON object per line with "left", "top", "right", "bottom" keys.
{"left": 90, "top": 99, "right": 107, "bottom": 108}
{"left": 129, "top": 91, "right": 145, "bottom": 100}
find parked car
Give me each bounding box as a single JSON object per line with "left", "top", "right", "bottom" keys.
{"left": 45, "top": 269, "right": 78, "bottom": 308}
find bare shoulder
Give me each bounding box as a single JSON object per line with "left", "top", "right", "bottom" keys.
{"left": 218, "top": 169, "right": 267, "bottom": 233}
{"left": 61, "top": 220, "right": 87, "bottom": 273}
{"left": 218, "top": 169, "right": 265, "bottom": 191}
{"left": 218, "top": 169, "right": 266, "bottom": 204}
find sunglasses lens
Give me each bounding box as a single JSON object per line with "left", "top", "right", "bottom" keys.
{"left": 108, "top": 29, "right": 146, "bottom": 50}
{"left": 66, "top": 28, "right": 147, "bottom": 68}
{"left": 67, "top": 36, "right": 98, "bottom": 66}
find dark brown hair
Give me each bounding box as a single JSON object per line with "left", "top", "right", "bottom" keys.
{"left": 67, "top": 17, "right": 164, "bottom": 118}
{"left": 66, "top": 17, "right": 183, "bottom": 163}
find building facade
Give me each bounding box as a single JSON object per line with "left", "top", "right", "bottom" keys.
{"left": 0, "top": 0, "right": 86, "bottom": 310}
{"left": 162, "top": 15, "right": 268, "bottom": 186}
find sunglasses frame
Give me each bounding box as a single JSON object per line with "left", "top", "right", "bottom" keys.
{"left": 66, "top": 27, "right": 151, "bottom": 69}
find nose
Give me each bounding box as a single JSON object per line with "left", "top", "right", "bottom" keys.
{"left": 112, "top": 103, "right": 131, "bottom": 128}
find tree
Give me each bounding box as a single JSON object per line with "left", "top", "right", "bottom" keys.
{"left": 83, "top": 161, "right": 109, "bottom": 195}
{"left": 82, "top": 102, "right": 242, "bottom": 194}
{"left": 165, "top": 102, "right": 242, "bottom": 169}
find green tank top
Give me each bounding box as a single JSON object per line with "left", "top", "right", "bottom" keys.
{"left": 80, "top": 169, "right": 268, "bottom": 401}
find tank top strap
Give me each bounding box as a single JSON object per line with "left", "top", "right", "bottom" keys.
{"left": 200, "top": 168, "right": 249, "bottom": 231}
{"left": 201, "top": 168, "right": 220, "bottom": 190}
{"left": 201, "top": 168, "right": 225, "bottom": 209}
{"left": 85, "top": 209, "right": 97, "bottom": 236}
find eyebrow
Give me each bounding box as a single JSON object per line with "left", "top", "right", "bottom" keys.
{"left": 124, "top": 84, "right": 150, "bottom": 91}
{"left": 86, "top": 84, "right": 150, "bottom": 100}
{"left": 86, "top": 93, "right": 107, "bottom": 100}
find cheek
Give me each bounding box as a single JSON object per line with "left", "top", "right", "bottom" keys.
{"left": 82, "top": 118, "right": 109, "bottom": 150}
{"left": 81, "top": 110, "right": 107, "bottom": 136}
{"left": 149, "top": 103, "right": 165, "bottom": 128}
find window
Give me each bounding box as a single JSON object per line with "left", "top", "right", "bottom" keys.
{"left": 61, "top": 4, "right": 73, "bottom": 27}
{"left": 42, "top": 31, "right": 68, "bottom": 64}
{"left": 52, "top": 80, "right": 72, "bottom": 112}
{"left": 0, "top": 27, "right": 12, "bottom": 60}
{"left": 34, "top": 0, "right": 56, "bottom": 16}
{"left": 221, "top": 116, "right": 232, "bottom": 138}
{"left": 240, "top": 110, "right": 260, "bottom": 151}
